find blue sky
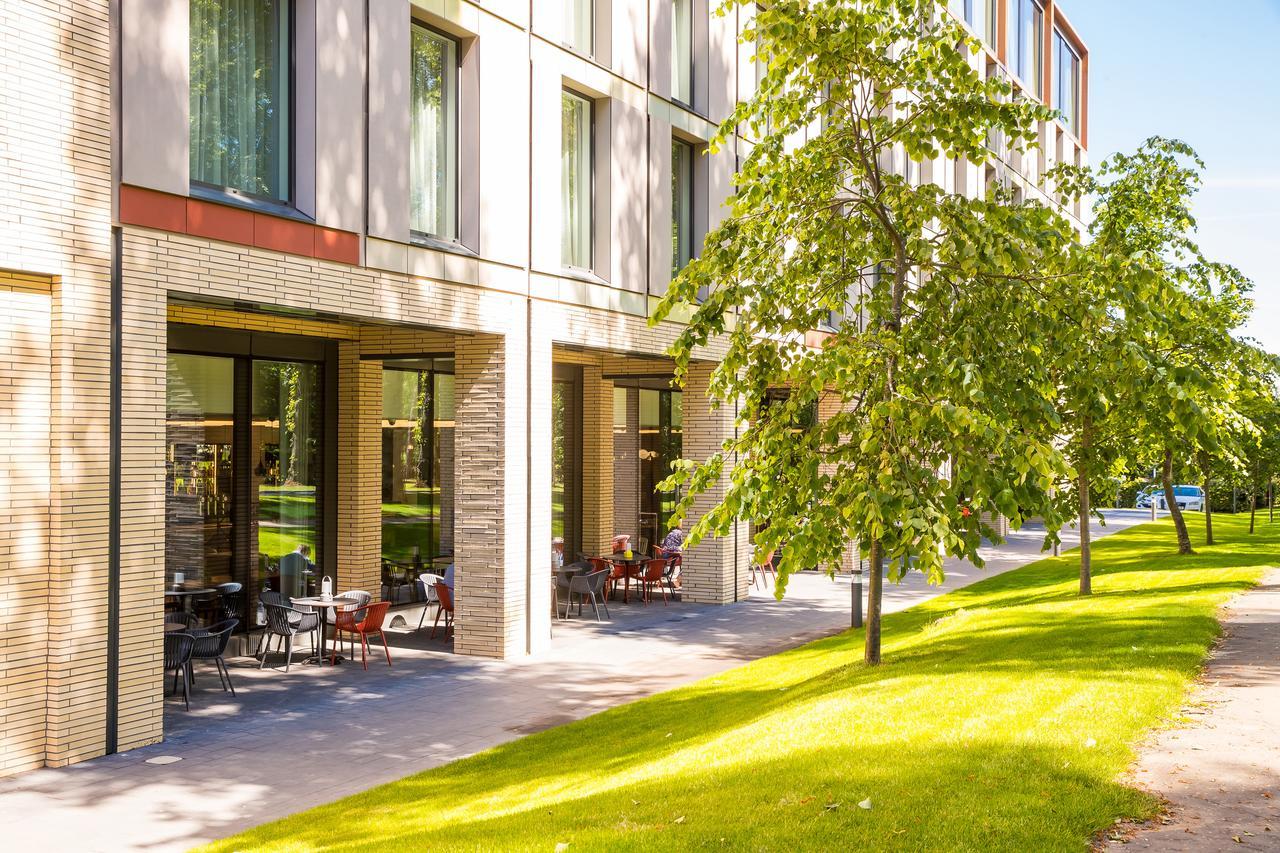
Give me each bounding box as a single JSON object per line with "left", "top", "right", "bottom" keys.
{"left": 1063, "top": 0, "right": 1280, "bottom": 354}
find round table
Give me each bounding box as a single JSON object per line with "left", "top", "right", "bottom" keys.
{"left": 292, "top": 596, "right": 363, "bottom": 665}
{"left": 604, "top": 553, "right": 649, "bottom": 603}
{"left": 163, "top": 621, "right": 185, "bottom": 633}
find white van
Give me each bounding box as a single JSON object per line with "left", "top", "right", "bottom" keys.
{"left": 1155, "top": 485, "right": 1205, "bottom": 512}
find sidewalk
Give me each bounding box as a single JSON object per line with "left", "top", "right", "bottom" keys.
{"left": 0, "top": 514, "right": 1139, "bottom": 852}
{"left": 1126, "top": 570, "right": 1280, "bottom": 851}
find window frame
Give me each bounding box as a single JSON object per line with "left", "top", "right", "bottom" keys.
{"left": 671, "top": 137, "right": 695, "bottom": 276}
{"left": 671, "top": 0, "right": 693, "bottom": 106}
{"left": 1053, "top": 29, "right": 1081, "bottom": 136}
{"left": 189, "top": 0, "right": 296, "bottom": 208}
{"left": 408, "top": 21, "right": 462, "bottom": 243}
{"left": 564, "top": 0, "right": 595, "bottom": 58}
{"left": 560, "top": 88, "right": 596, "bottom": 274}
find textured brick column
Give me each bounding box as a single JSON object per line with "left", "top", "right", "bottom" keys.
{"left": 612, "top": 386, "right": 639, "bottom": 542}
{"left": 580, "top": 365, "right": 614, "bottom": 556}
{"left": 337, "top": 344, "right": 383, "bottom": 595}
{"left": 453, "top": 316, "right": 551, "bottom": 658}
{"left": 818, "top": 393, "right": 860, "bottom": 576}
{"left": 679, "top": 362, "right": 750, "bottom": 604}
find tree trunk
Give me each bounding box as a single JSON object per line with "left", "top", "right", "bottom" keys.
{"left": 1163, "top": 448, "right": 1194, "bottom": 555}
{"left": 1270, "top": 478, "right": 1274, "bottom": 524}
{"left": 1250, "top": 465, "right": 1258, "bottom": 534}
{"left": 864, "top": 539, "right": 884, "bottom": 666}
{"left": 1078, "top": 464, "right": 1092, "bottom": 596}
{"left": 1199, "top": 450, "right": 1214, "bottom": 546}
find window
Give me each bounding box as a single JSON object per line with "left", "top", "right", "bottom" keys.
{"left": 672, "top": 0, "right": 693, "bottom": 104}
{"left": 381, "top": 358, "right": 455, "bottom": 592}
{"left": 1007, "top": 0, "right": 1043, "bottom": 96}
{"left": 190, "top": 0, "right": 291, "bottom": 201}
{"left": 985, "top": 0, "right": 998, "bottom": 46}
{"left": 410, "top": 24, "right": 459, "bottom": 239}
{"left": 561, "top": 90, "right": 593, "bottom": 270}
{"left": 565, "top": 0, "right": 593, "bottom": 55}
{"left": 671, "top": 139, "right": 694, "bottom": 275}
{"left": 1054, "top": 29, "right": 1080, "bottom": 134}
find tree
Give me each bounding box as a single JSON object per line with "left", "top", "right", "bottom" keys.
{"left": 1058, "top": 138, "right": 1255, "bottom": 557}
{"left": 656, "top": 0, "right": 1074, "bottom": 665}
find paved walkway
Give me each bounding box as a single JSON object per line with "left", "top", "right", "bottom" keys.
{"left": 0, "top": 514, "right": 1141, "bottom": 852}
{"left": 1126, "top": 570, "right": 1280, "bottom": 851}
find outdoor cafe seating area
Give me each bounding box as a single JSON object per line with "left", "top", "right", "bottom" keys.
{"left": 161, "top": 572, "right": 458, "bottom": 711}
{"left": 553, "top": 534, "right": 684, "bottom": 622}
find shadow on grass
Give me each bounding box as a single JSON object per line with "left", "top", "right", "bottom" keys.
{"left": 203, "top": 515, "right": 1280, "bottom": 852}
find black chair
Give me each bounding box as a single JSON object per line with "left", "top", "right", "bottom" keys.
{"left": 260, "top": 602, "right": 320, "bottom": 672}
{"left": 191, "top": 619, "right": 239, "bottom": 696}
{"left": 255, "top": 590, "right": 297, "bottom": 656}
{"left": 216, "top": 582, "right": 245, "bottom": 629}
{"left": 164, "top": 632, "right": 196, "bottom": 710}
{"left": 562, "top": 569, "right": 611, "bottom": 621}
{"left": 168, "top": 611, "right": 201, "bottom": 631}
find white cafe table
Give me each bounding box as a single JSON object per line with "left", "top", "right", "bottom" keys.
{"left": 292, "top": 596, "right": 361, "bottom": 665}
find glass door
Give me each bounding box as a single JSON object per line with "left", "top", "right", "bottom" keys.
{"left": 165, "top": 354, "right": 235, "bottom": 587}
{"left": 552, "top": 364, "right": 583, "bottom": 564}
{"left": 253, "top": 359, "right": 323, "bottom": 597}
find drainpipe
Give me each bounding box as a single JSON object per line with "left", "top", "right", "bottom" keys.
{"left": 525, "top": 1, "right": 535, "bottom": 655}
{"left": 105, "top": 0, "right": 123, "bottom": 756}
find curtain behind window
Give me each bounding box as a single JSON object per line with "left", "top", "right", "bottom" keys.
{"left": 410, "top": 25, "right": 457, "bottom": 238}
{"left": 190, "top": 0, "right": 290, "bottom": 200}
{"left": 561, "top": 92, "right": 592, "bottom": 269}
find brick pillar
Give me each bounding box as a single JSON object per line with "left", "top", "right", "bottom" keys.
{"left": 818, "top": 393, "right": 860, "bottom": 576}
{"left": 679, "top": 362, "right": 750, "bottom": 604}
{"left": 612, "top": 386, "right": 639, "bottom": 543}
{"left": 580, "top": 365, "right": 614, "bottom": 556}
{"left": 337, "top": 344, "right": 382, "bottom": 594}
{"left": 453, "top": 316, "right": 550, "bottom": 659}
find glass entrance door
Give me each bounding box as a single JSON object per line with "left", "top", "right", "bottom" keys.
{"left": 166, "top": 354, "right": 235, "bottom": 586}
{"left": 164, "top": 347, "right": 328, "bottom": 598}
{"left": 253, "top": 360, "right": 323, "bottom": 596}
{"left": 552, "top": 365, "right": 583, "bottom": 564}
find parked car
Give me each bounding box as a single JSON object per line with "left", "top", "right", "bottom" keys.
{"left": 1155, "top": 485, "right": 1205, "bottom": 512}
{"left": 1135, "top": 488, "right": 1155, "bottom": 509}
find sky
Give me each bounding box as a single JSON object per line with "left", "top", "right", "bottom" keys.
{"left": 1063, "top": 0, "right": 1280, "bottom": 355}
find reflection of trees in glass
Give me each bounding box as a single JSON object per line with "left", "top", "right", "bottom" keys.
{"left": 189, "top": 0, "right": 287, "bottom": 198}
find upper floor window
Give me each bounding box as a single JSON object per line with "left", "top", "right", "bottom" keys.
{"left": 410, "top": 23, "right": 459, "bottom": 240}
{"left": 190, "top": 0, "right": 291, "bottom": 202}
{"left": 671, "top": 139, "right": 694, "bottom": 275}
{"left": 1007, "top": 0, "right": 1043, "bottom": 96}
{"left": 1054, "top": 30, "right": 1080, "bottom": 135}
{"left": 985, "top": 0, "right": 998, "bottom": 46}
{"left": 561, "top": 90, "right": 594, "bottom": 271}
{"left": 565, "top": 0, "right": 593, "bottom": 55}
{"left": 672, "top": 0, "right": 693, "bottom": 105}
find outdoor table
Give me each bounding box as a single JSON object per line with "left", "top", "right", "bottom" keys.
{"left": 163, "top": 622, "right": 185, "bottom": 633}
{"left": 292, "top": 595, "right": 361, "bottom": 665}
{"left": 164, "top": 587, "right": 215, "bottom": 614}
{"left": 605, "top": 552, "right": 647, "bottom": 603}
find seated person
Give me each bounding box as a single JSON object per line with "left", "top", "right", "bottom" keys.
{"left": 442, "top": 563, "right": 455, "bottom": 590}
{"left": 660, "top": 522, "right": 685, "bottom": 555}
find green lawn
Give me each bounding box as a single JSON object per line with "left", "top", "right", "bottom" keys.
{"left": 205, "top": 513, "right": 1278, "bottom": 852}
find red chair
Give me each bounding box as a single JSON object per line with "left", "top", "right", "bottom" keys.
{"left": 611, "top": 534, "right": 630, "bottom": 553}
{"left": 431, "top": 582, "right": 455, "bottom": 640}
{"left": 331, "top": 601, "right": 392, "bottom": 670}
{"left": 589, "top": 557, "right": 622, "bottom": 600}
{"left": 638, "top": 558, "right": 670, "bottom": 605}
{"left": 752, "top": 550, "right": 777, "bottom": 588}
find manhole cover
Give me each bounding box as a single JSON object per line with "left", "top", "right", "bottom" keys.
{"left": 145, "top": 755, "right": 183, "bottom": 765}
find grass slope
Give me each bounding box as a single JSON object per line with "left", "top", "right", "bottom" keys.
{"left": 206, "top": 514, "right": 1278, "bottom": 852}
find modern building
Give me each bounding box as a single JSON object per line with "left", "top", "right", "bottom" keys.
{"left": 0, "top": 0, "right": 1087, "bottom": 776}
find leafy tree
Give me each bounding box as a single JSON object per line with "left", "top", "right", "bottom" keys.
{"left": 656, "top": 0, "right": 1075, "bottom": 665}
{"left": 1057, "top": 138, "right": 1255, "bottom": 557}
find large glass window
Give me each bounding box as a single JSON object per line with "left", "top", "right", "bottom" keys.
{"left": 189, "top": 0, "right": 291, "bottom": 201}
{"left": 1054, "top": 30, "right": 1080, "bottom": 135}
{"left": 564, "top": 0, "right": 593, "bottom": 54}
{"left": 672, "top": 139, "right": 694, "bottom": 276}
{"left": 639, "top": 389, "right": 683, "bottom": 552}
{"left": 253, "top": 360, "right": 322, "bottom": 597}
{"left": 410, "top": 24, "right": 459, "bottom": 239}
{"left": 561, "top": 90, "right": 593, "bottom": 270}
{"left": 552, "top": 365, "right": 583, "bottom": 563}
{"left": 985, "top": 0, "right": 998, "bottom": 47}
{"left": 380, "top": 359, "right": 455, "bottom": 588}
{"left": 672, "top": 0, "right": 693, "bottom": 104}
{"left": 1007, "top": 0, "right": 1043, "bottom": 96}
{"left": 166, "top": 354, "right": 236, "bottom": 588}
